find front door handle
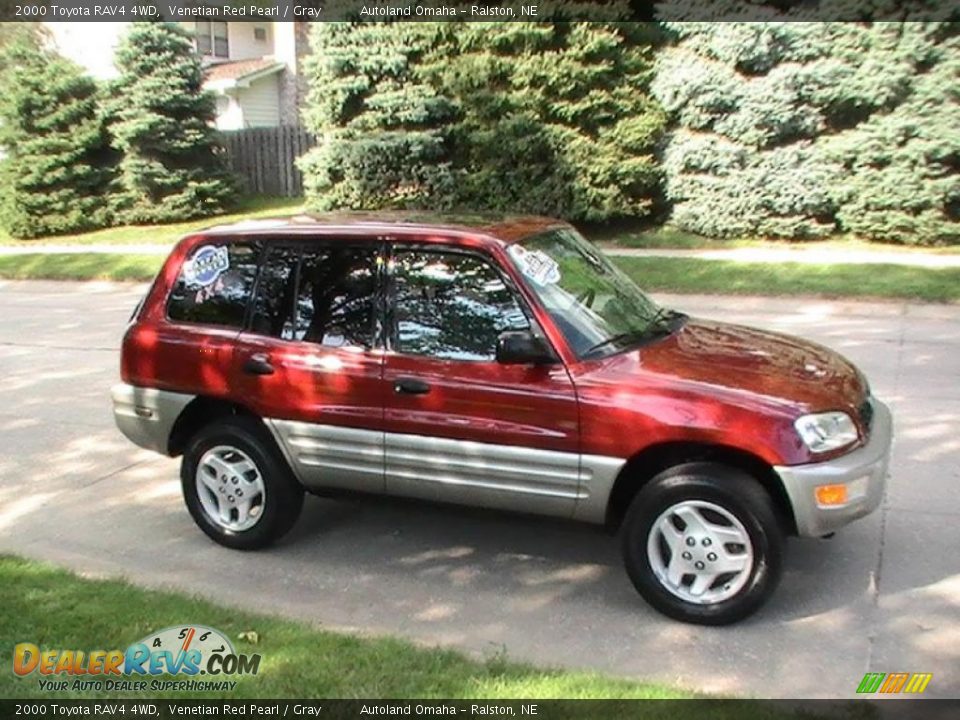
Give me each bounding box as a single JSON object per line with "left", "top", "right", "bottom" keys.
{"left": 242, "top": 354, "right": 275, "bottom": 376}
{"left": 394, "top": 377, "right": 431, "bottom": 395}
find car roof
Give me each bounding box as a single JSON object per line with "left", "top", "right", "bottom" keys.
{"left": 194, "top": 211, "right": 569, "bottom": 245}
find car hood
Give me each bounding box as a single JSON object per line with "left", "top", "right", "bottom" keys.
{"left": 605, "top": 318, "right": 867, "bottom": 413}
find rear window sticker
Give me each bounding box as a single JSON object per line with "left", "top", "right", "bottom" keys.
{"left": 184, "top": 245, "right": 230, "bottom": 288}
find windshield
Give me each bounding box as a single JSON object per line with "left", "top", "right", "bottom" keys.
{"left": 508, "top": 228, "right": 676, "bottom": 360}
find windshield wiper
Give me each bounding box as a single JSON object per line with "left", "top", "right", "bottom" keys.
{"left": 581, "top": 309, "right": 684, "bottom": 360}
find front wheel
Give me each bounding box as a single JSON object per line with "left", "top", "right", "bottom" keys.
{"left": 621, "top": 462, "right": 784, "bottom": 625}
{"left": 181, "top": 416, "right": 304, "bottom": 550}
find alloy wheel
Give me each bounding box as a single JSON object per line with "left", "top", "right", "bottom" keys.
{"left": 195, "top": 445, "right": 267, "bottom": 532}
{"left": 646, "top": 500, "right": 754, "bottom": 605}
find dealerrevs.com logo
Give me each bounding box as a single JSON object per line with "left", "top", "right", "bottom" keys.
{"left": 13, "top": 625, "right": 260, "bottom": 693}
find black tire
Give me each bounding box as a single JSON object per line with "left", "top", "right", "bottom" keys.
{"left": 620, "top": 462, "right": 784, "bottom": 625}
{"left": 181, "top": 415, "right": 304, "bottom": 550}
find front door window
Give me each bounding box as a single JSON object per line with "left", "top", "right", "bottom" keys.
{"left": 389, "top": 250, "right": 530, "bottom": 362}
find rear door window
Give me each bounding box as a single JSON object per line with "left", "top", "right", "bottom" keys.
{"left": 250, "top": 246, "right": 299, "bottom": 340}
{"left": 248, "top": 243, "right": 379, "bottom": 349}
{"left": 295, "top": 246, "right": 378, "bottom": 349}
{"left": 167, "top": 242, "right": 260, "bottom": 328}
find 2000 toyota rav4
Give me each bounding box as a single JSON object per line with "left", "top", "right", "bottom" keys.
{"left": 113, "top": 214, "right": 892, "bottom": 624}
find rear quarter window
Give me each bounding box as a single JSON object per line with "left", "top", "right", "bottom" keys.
{"left": 167, "top": 242, "right": 261, "bottom": 328}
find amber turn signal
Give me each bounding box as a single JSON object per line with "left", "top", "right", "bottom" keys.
{"left": 815, "top": 484, "right": 849, "bottom": 507}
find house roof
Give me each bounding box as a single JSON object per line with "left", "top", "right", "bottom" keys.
{"left": 203, "top": 58, "right": 285, "bottom": 89}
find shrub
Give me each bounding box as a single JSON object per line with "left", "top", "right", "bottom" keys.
{"left": 436, "top": 21, "right": 665, "bottom": 221}
{"left": 822, "top": 24, "right": 960, "bottom": 246}
{"left": 653, "top": 22, "right": 959, "bottom": 244}
{"left": 300, "top": 16, "right": 665, "bottom": 222}
{"left": 0, "top": 39, "right": 114, "bottom": 239}
{"left": 299, "top": 23, "right": 457, "bottom": 211}
{"left": 108, "top": 22, "right": 235, "bottom": 225}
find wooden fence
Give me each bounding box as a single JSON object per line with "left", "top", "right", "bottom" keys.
{"left": 221, "top": 126, "right": 315, "bottom": 197}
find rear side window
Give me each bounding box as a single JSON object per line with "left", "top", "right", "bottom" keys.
{"left": 167, "top": 242, "right": 260, "bottom": 328}
{"left": 250, "top": 244, "right": 379, "bottom": 349}
{"left": 250, "top": 246, "right": 298, "bottom": 339}
{"left": 295, "top": 247, "right": 378, "bottom": 348}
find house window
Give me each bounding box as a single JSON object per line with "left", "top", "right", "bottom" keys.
{"left": 195, "top": 21, "right": 228, "bottom": 58}
{"left": 253, "top": 27, "right": 267, "bottom": 42}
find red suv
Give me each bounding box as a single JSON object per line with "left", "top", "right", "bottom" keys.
{"left": 113, "top": 214, "right": 892, "bottom": 624}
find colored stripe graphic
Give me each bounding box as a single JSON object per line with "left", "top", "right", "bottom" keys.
{"left": 880, "top": 672, "right": 910, "bottom": 693}
{"left": 904, "top": 673, "right": 933, "bottom": 694}
{"left": 857, "top": 673, "right": 885, "bottom": 693}
{"left": 857, "top": 672, "right": 932, "bottom": 694}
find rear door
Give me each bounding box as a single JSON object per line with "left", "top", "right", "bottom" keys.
{"left": 141, "top": 240, "right": 261, "bottom": 397}
{"left": 233, "top": 240, "right": 387, "bottom": 493}
{"left": 381, "top": 244, "right": 581, "bottom": 518}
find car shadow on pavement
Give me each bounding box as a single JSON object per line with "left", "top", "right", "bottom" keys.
{"left": 278, "top": 490, "right": 878, "bottom": 625}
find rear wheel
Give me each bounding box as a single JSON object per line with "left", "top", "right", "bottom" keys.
{"left": 181, "top": 416, "right": 303, "bottom": 550}
{"left": 621, "top": 462, "right": 783, "bottom": 625}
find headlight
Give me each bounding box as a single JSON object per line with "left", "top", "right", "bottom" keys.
{"left": 794, "top": 412, "right": 859, "bottom": 453}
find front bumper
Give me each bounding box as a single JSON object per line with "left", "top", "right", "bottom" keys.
{"left": 112, "top": 383, "right": 194, "bottom": 455}
{"left": 775, "top": 398, "right": 892, "bottom": 537}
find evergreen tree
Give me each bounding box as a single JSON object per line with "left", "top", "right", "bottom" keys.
{"left": 300, "top": 14, "right": 665, "bottom": 222}
{"left": 109, "top": 22, "right": 235, "bottom": 224}
{"left": 432, "top": 20, "right": 665, "bottom": 221}
{"left": 300, "top": 22, "right": 457, "bottom": 211}
{"left": 823, "top": 23, "right": 959, "bottom": 245}
{"left": 0, "top": 38, "right": 114, "bottom": 238}
{"left": 653, "top": 23, "right": 844, "bottom": 240}
{"left": 653, "top": 22, "right": 959, "bottom": 244}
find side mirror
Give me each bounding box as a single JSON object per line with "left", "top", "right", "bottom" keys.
{"left": 496, "top": 330, "right": 557, "bottom": 365}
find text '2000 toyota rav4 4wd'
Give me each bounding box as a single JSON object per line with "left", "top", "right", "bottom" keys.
{"left": 113, "top": 214, "right": 892, "bottom": 625}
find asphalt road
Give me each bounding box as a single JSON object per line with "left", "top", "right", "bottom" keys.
{"left": 1, "top": 280, "right": 957, "bottom": 699}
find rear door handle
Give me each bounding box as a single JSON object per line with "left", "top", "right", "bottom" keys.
{"left": 242, "top": 354, "right": 275, "bottom": 376}
{"left": 394, "top": 377, "right": 431, "bottom": 395}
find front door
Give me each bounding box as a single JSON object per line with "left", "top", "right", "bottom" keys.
{"left": 382, "top": 246, "right": 581, "bottom": 518}
{"left": 233, "top": 241, "right": 386, "bottom": 493}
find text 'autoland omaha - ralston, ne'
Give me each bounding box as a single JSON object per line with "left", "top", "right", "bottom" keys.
{"left": 359, "top": 4, "right": 538, "bottom": 17}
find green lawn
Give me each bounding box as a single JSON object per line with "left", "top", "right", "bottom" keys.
{"left": 615, "top": 257, "right": 960, "bottom": 303}
{"left": 0, "top": 253, "right": 163, "bottom": 281}
{"left": 592, "top": 222, "right": 960, "bottom": 255}
{"left": 1, "top": 253, "right": 957, "bottom": 303}
{"left": 0, "top": 197, "right": 304, "bottom": 247}
{"left": 3, "top": 198, "right": 957, "bottom": 257}
{"left": 0, "top": 555, "right": 690, "bottom": 700}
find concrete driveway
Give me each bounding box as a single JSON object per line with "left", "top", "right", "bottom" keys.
{"left": 0, "top": 280, "right": 957, "bottom": 699}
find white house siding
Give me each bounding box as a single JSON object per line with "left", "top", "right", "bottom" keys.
{"left": 45, "top": 21, "right": 295, "bottom": 131}
{"left": 214, "top": 95, "right": 245, "bottom": 131}
{"left": 49, "top": 22, "right": 274, "bottom": 78}
{"left": 179, "top": 21, "right": 274, "bottom": 62}
{"left": 227, "top": 22, "right": 274, "bottom": 61}
{"left": 235, "top": 74, "right": 281, "bottom": 128}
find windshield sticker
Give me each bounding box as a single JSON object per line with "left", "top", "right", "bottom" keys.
{"left": 184, "top": 245, "right": 229, "bottom": 288}
{"left": 509, "top": 245, "right": 561, "bottom": 286}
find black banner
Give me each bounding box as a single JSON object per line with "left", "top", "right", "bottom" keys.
{"left": 3, "top": 700, "right": 960, "bottom": 720}
{"left": 0, "top": 0, "right": 958, "bottom": 22}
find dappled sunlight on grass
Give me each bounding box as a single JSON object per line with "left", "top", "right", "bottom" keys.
{"left": 0, "top": 254, "right": 164, "bottom": 281}
{"left": 618, "top": 258, "right": 960, "bottom": 303}
{"left": 0, "top": 555, "right": 695, "bottom": 700}
{"left": 0, "top": 197, "right": 305, "bottom": 247}
{"left": 594, "top": 223, "right": 960, "bottom": 255}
